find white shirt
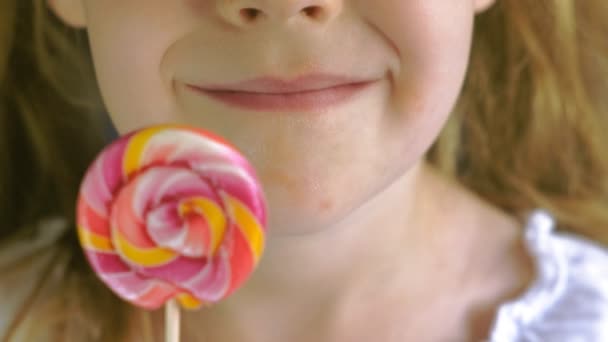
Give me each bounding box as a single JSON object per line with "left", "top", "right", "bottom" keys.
{"left": 1, "top": 210, "right": 607, "bottom": 341}
{"left": 488, "top": 210, "right": 608, "bottom": 341}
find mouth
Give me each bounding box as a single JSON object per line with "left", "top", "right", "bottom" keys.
{"left": 185, "top": 80, "right": 377, "bottom": 112}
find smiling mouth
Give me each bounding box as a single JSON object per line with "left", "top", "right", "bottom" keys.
{"left": 186, "top": 81, "right": 376, "bottom": 112}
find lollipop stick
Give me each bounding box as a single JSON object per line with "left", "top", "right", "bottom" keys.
{"left": 165, "top": 299, "right": 180, "bottom": 342}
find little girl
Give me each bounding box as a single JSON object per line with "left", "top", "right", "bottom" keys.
{"left": 1, "top": 0, "right": 607, "bottom": 341}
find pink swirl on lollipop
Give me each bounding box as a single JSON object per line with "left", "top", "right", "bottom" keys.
{"left": 76, "top": 125, "right": 267, "bottom": 310}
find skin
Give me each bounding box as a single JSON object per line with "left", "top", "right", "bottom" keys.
{"left": 48, "top": 0, "right": 536, "bottom": 340}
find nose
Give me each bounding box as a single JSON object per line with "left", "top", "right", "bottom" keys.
{"left": 216, "top": 0, "right": 341, "bottom": 27}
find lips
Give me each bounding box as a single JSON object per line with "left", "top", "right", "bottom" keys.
{"left": 185, "top": 74, "right": 377, "bottom": 112}
{"left": 195, "top": 74, "right": 373, "bottom": 93}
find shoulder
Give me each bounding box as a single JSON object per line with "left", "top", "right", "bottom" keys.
{"left": 0, "top": 217, "right": 68, "bottom": 341}
{"left": 489, "top": 209, "right": 608, "bottom": 342}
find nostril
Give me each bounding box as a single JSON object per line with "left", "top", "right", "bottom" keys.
{"left": 240, "top": 8, "right": 261, "bottom": 21}
{"left": 302, "top": 6, "right": 321, "bottom": 17}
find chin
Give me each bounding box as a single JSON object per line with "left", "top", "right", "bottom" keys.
{"left": 262, "top": 196, "right": 350, "bottom": 237}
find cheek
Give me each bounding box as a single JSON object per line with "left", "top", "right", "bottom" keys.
{"left": 84, "top": 3, "right": 185, "bottom": 134}
{"left": 352, "top": 1, "right": 475, "bottom": 174}
{"left": 360, "top": 1, "right": 474, "bottom": 117}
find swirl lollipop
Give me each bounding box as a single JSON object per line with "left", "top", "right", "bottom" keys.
{"left": 76, "top": 124, "right": 267, "bottom": 340}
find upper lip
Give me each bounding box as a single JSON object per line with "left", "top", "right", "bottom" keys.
{"left": 190, "top": 74, "right": 373, "bottom": 94}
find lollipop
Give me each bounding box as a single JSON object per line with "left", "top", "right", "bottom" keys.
{"left": 76, "top": 124, "right": 267, "bottom": 339}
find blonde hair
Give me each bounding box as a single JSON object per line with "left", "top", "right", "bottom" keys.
{"left": 1, "top": 0, "right": 607, "bottom": 340}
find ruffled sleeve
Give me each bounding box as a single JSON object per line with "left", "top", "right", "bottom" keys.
{"left": 488, "top": 210, "right": 608, "bottom": 342}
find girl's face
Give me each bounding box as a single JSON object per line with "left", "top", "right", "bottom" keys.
{"left": 50, "top": 0, "right": 494, "bottom": 234}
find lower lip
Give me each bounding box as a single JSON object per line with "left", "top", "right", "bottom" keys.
{"left": 186, "top": 82, "right": 375, "bottom": 112}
